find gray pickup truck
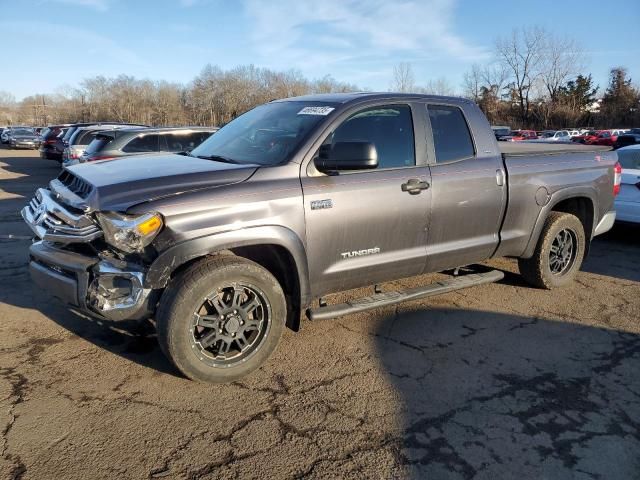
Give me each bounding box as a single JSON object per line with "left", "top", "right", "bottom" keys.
{"left": 22, "top": 93, "right": 621, "bottom": 382}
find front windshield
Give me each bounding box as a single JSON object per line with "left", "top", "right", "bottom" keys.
{"left": 190, "top": 101, "right": 338, "bottom": 166}
{"left": 12, "top": 128, "right": 34, "bottom": 135}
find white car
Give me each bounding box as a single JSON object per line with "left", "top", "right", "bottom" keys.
{"left": 611, "top": 129, "right": 628, "bottom": 137}
{"left": 615, "top": 145, "right": 640, "bottom": 224}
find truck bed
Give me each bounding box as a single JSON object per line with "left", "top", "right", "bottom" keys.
{"left": 499, "top": 142, "right": 611, "bottom": 156}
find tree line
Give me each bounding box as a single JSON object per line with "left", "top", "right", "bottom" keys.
{"left": 0, "top": 65, "right": 357, "bottom": 127}
{"left": 461, "top": 27, "right": 639, "bottom": 129}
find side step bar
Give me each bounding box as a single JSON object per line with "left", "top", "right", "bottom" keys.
{"left": 307, "top": 269, "right": 504, "bottom": 321}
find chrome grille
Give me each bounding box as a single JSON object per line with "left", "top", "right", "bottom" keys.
{"left": 22, "top": 188, "right": 102, "bottom": 243}
{"left": 58, "top": 171, "right": 93, "bottom": 199}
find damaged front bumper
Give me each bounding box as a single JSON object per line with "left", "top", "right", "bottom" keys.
{"left": 29, "top": 241, "right": 156, "bottom": 321}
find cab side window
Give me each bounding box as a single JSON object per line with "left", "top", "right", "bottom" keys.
{"left": 427, "top": 105, "right": 475, "bottom": 163}
{"left": 323, "top": 105, "right": 415, "bottom": 169}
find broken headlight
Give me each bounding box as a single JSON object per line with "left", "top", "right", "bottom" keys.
{"left": 96, "top": 212, "right": 163, "bottom": 253}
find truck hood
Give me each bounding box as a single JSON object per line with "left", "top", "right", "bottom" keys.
{"left": 66, "top": 153, "right": 258, "bottom": 211}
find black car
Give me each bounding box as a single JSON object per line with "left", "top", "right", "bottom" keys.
{"left": 39, "top": 124, "right": 72, "bottom": 161}
{"left": 80, "top": 127, "right": 218, "bottom": 163}
{"left": 614, "top": 128, "right": 640, "bottom": 149}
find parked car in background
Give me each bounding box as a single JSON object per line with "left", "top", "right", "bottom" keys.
{"left": 62, "top": 124, "right": 146, "bottom": 166}
{"left": 60, "top": 122, "right": 147, "bottom": 150}
{"left": 537, "top": 130, "right": 571, "bottom": 142}
{"left": 615, "top": 145, "right": 640, "bottom": 224}
{"left": 611, "top": 129, "right": 628, "bottom": 137}
{"left": 586, "top": 130, "right": 616, "bottom": 146}
{"left": 39, "top": 125, "right": 71, "bottom": 161}
{"left": 491, "top": 126, "right": 511, "bottom": 140}
{"left": 80, "top": 127, "right": 218, "bottom": 163}
{"left": 6, "top": 127, "right": 40, "bottom": 149}
{"left": 614, "top": 128, "right": 640, "bottom": 149}
{"left": 1, "top": 128, "right": 14, "bottom": 143}
{"left": 572, "top": 130, "right": 599, "bottom": 144}
{"left": 508, "top": 129, "right": 538, "bottom": 141}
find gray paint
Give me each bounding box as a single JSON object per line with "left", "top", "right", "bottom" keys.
{"left": 22, "top": 93, "right": 618, "bottom": 321}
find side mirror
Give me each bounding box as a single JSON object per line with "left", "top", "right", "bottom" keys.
{"left": 314, "top": 141, "right": 378, "bottom": 172}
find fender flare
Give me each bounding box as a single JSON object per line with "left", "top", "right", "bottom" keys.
{"left": 145, "top": 225, "right": 311, "bottom": 306}
{"left": 521, "top": 186, "right": 598, "bottom": 259}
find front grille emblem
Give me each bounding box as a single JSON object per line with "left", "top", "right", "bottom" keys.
{"left": 34, "top": 203, "right": 47, "bottom": 225}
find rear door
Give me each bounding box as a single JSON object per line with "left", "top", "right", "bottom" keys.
{"left": 424, "top": 103, "right": 507, "bottom": 272}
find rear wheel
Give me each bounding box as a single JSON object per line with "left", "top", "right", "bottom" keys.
{"left": 156, "top": 256, "right": 286, "bottom": 382}
{"left": 518, "top": 212, "right": 586, "bottom": 289}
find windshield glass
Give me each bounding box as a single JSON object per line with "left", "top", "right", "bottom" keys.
{"left": 190, "top": 101, "right": 338, "bottom": 166}
{"left": 12, "top": 128, "right": 34, "bottom": 135}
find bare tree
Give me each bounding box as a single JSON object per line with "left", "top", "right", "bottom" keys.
{"left": 462, "top": 64, "right": 483, "bottom": 101}
{"left": 391, "top": 62, "right": 415, "bottom": 93}
{"left": 540, "top": 33, "right": 585, "bottom": 102}
{"left": 421, "top": 77, "right": 454, "bottom": 96}
{"left": 496, "top": 26, "right": 547, "bottom": 124}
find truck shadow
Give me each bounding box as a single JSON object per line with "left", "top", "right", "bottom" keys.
{"left": 372, "top": 306, "right": 640, "bottom": 479}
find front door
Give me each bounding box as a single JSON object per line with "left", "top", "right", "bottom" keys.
{"left": 301, "top": 104, "right": 431, "bottom": 297}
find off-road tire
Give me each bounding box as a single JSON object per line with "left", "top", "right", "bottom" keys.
{"left": 156, "top": 255, "right": 286, "bottom": 382}
{"left": 518, "top": 212, "right": 586, "bottom": 289}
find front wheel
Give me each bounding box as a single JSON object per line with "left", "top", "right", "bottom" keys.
{"left": 518, "top": 212, "right": 586, "bottom": 289}
{"left": 156, "top": 256, "right": 286, "bottom": 382}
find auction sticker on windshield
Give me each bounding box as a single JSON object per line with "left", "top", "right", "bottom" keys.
{"left": 298, "top": 106, "right": 335, "bottom": 115}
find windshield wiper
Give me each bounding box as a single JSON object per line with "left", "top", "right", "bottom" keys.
{"left": 196, "top": 154, "right": 238, "bottom": 164}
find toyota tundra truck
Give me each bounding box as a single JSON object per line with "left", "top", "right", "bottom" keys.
{"left": 21, "top": 93, "right": 621, "bottom": 382}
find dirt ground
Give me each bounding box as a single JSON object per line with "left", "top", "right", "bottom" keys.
{"left": 1, "top": 147, "right": 639, "bottom": 480}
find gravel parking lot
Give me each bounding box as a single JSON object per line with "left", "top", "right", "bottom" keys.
{"left": 1, "top": 147, "right": 639, "bottom": 480}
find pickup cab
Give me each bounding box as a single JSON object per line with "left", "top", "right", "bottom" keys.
{"left": 22, "top": 93, "right": 620, "bottom": 382}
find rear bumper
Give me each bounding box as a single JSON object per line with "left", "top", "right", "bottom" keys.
{"left": 29, "top": 241, "right": 156, "bottom": 321}
{"left": 593, "top": 211, "right": 616, "bottom": 236}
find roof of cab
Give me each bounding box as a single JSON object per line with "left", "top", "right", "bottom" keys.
{"left": 275, "top": 92, "right": 470, "bottom": 105}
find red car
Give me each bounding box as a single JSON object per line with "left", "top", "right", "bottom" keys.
{"left": 586, "top": 131, "right": 617, "bottom": 146}
{"left": 509, "top": 129, "right": 538, "bottom": 141}
{"left": 572, "top": 130, "right": 600, "bottom": 144}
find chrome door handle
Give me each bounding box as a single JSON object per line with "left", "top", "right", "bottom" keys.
{"left": 401, "top": 178, "right": 430, "bottom": 195}
{"left": 496, "top": 169, "right": 505, "bottom": 187}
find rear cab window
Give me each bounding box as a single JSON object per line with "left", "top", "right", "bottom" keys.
{"left": 122, "top": 134, "right": 160, "bottom": 153}
{"left": 427, "top": 105, "right": 475, "bottom": 163}
{"left": 161, "top": 131, "right": 215, "bottom": 152}
{"left": 85, "top": 135, "right": 113, "bottom": 155}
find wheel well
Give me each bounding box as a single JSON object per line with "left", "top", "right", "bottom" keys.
{"left": 230, "top": 245, "right": 301, "bottom": 331}
{"left": 165, "top": 245, "right": 302, "bottom": 331}
{"left": 551, "top": 196, "right": 594, "bottom": 256}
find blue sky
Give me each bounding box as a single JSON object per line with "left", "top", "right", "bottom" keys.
{"left": 1, "top": 0, "right": 639, "bottom": 100}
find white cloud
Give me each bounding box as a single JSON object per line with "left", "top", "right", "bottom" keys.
{"left": 0, "top": 21, "right": 140, "bottom": 65}
{"left": 47, "top": 0, "right": 113, "bottom": 11}
{"left": 243, "top": 0, "right": 489, "bottom": 68}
